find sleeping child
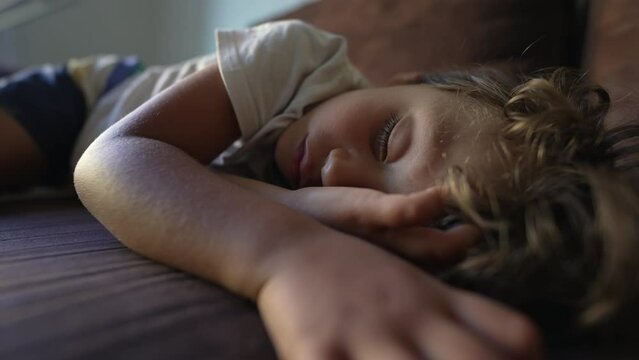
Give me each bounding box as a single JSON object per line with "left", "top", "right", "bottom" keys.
{"left": 1, "top": 20, "right": 638, "bottom": 359}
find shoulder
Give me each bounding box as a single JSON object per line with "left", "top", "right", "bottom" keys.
{"left": 217, "top": 20, "right": 347, "bottom": 52}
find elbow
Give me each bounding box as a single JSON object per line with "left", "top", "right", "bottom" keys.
{"left": 72, "top": 137, "right": 144, "bottom": 252}
{"left": 74, "top": 142, "right": 96, "bottom": 203}
{"left": 73, "top": 136, "right": 119, "bottom": 216}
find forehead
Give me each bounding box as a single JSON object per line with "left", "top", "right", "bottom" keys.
{"left": 386, "top": 85, "right": 506, "bottom": 193}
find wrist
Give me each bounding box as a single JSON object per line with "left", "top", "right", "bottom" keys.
{"left": 255, "top": 225, "right": 398, "bottom": 303}
{"left": 217, "top": 172, "right": 300, "bottom": 206}
{"left": 255, "top": 226, "right": 353, "bottom": 299}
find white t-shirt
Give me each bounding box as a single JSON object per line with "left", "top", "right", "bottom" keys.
{"left": 71, "top": 20, "right": 369, "bottom": 182}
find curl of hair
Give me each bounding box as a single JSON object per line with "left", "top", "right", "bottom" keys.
{"left": 421, "top": 68, "right": 639, "bottom": 338}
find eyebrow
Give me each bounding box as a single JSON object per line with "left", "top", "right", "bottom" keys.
{"left": 414, "top": 107, "right": 453, "bottom": 176}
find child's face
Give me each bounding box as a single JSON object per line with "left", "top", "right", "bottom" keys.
{"left": 275, "top": 85, "right": 504, "bottom": 193}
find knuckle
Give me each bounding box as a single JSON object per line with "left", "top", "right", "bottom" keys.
{"left": 402, "top": 201, "right": 422, "bottom": 222}
{"left": 385, "top": 196, "right": 419, "bottom": 226}
{"left": 293, "top": 340, "right": 347, "bottom": 360}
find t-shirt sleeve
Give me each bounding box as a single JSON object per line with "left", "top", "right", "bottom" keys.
{"left": 215, "top": 20, "right": 368, "bottom": 141}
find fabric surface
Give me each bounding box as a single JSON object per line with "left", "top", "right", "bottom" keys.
{"left": 0, "top": 65, "right": 86, "bottom": 185}
{"left": 0, "top": 199, "right": 276, "bottom": 360}
{"left": 0, "top": 200, "right": 634, "bottom": 359}
{"left": 0, "top": 57, "right": 141, "bottom": 185}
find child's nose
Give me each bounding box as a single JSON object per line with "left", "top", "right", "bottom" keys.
{"left": 321, "top": 148, "right": 370, "bottom": 187}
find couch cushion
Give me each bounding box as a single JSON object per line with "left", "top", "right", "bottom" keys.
{"left": 278, "top": 0, "right": 581, "bottom": 84}
{"left": 0, "top": 199, "right": 276, "bottom": 360}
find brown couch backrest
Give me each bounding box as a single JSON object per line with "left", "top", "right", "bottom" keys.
{"left": 277, "top": 0, "right": 587, "bottom": 84}
{"left": 585, "top": 0, "right": 639, "bottom": 127}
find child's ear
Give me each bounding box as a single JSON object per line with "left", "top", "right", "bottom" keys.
{"left": 386, "top": 71, "right": 426, "bottom": 86}
{"left": 383, "top": 221, "right": 482, "bottom": 266}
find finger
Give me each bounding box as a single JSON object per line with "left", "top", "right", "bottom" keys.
{"left": 417, "top": 317, "right": 507, "bottom": 360}
{"left": 293, "top": 343, "right": 349, "bottom": 360}
{"left": 350, "top": 333, "right": 420, "bottom": 360}
{"left": 373, "top": 224, "right": 482, "bottom": 264}
{"left": 452, "top": 290, "right": 544, "bottom": 360}
{"left": 373, "top": 187, "right": 447, "bottom": 229}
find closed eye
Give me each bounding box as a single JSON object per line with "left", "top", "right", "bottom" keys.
{"left": 375, "top": 113, "right": 401, "bottom": 162}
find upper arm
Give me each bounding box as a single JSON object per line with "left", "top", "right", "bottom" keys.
{"left": 100, "top": 61, "right": 240, "bottom": 164}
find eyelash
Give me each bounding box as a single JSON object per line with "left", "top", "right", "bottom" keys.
{"left": 376, "top": 113, "right": 401, "bottom": 161}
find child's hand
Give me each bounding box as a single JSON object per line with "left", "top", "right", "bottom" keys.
{"left": 258, "top": 238, "right": 542, "bottom": 360}
{"left": 215, "top": 174, "right": 479, "bottom": 264}
{"left": 287, "top": 186, "right": 480, "bottom": 264}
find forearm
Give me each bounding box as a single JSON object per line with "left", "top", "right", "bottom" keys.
{"left": 74, "top": 135, "right": 352, "bottom": 300}
{"left": 215, "top": 173, "right": 357, "bottom": 225}
{"left": 216, "top": 173, "right": 377, "bottom": 226}
{"left": 217, "top": 172, "right": 294, "bottom": 205}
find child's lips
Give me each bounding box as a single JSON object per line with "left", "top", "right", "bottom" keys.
{"left": 292, "top": 134, "right": 308, "bottom": 188}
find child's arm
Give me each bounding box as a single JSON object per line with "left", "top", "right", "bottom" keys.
{"left": 218, "top": 173, "right": 480, "bottom": 265}
{"left": 74, "top": 63, "right": 540, "bottom": 359}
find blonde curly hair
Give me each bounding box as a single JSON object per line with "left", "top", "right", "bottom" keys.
{"left": 416, "top": 68, "right": 639, "bottom": 338}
